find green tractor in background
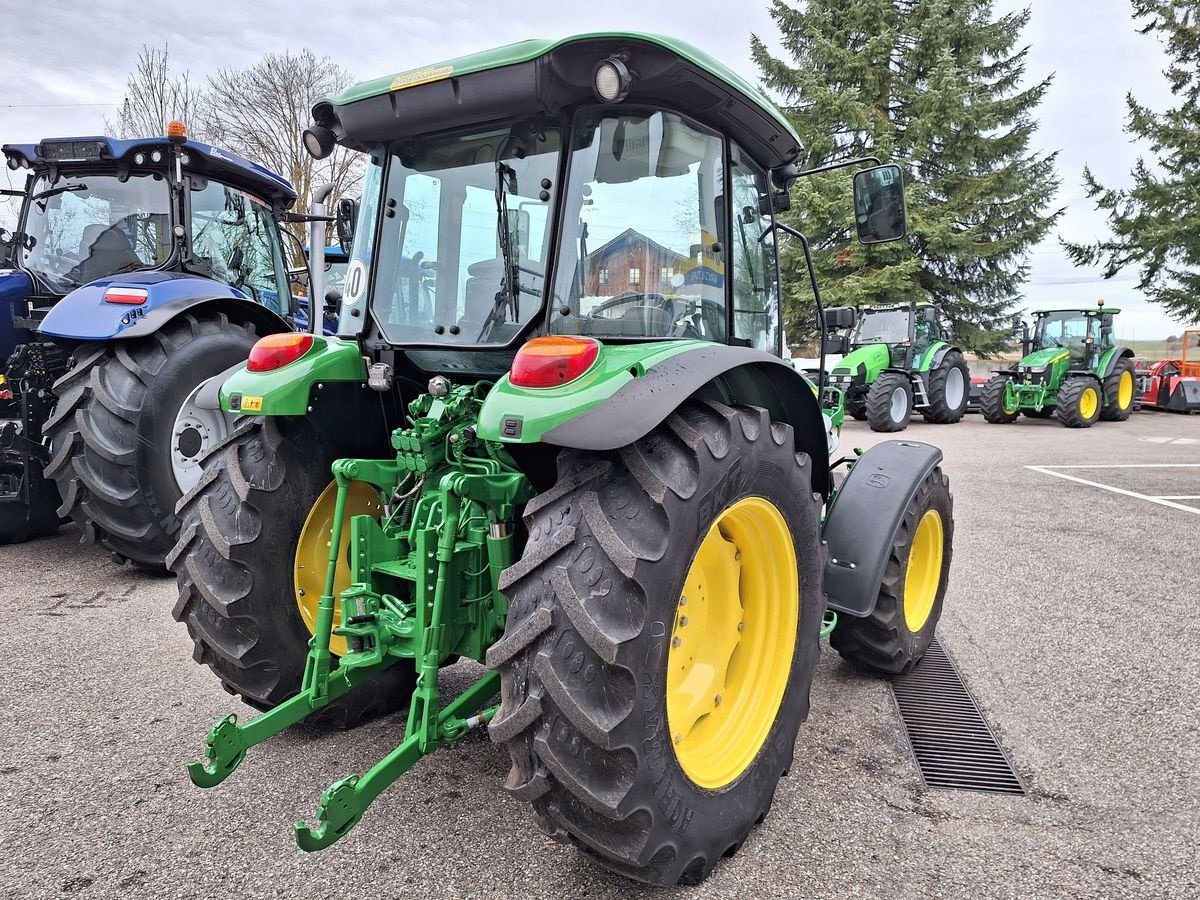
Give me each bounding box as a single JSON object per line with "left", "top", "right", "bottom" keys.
{"left": 825, "top": 300, "right": 969, "bottom": 432}
{"left": 981, "top": 301, "right": 1135, "bottom": 427}
{"left": 169, "top": 34, "right": 954, "bottom": 887}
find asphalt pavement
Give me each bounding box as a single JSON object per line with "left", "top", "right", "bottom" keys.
{"left": 1, "top": 409, "right": 1198, "bottom": 899}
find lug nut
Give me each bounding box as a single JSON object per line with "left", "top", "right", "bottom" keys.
{"left": 680, "top": 596, "right": 688, "bottom": 606}
{"left": 679, "top": 616, "right": 688, "bottom": 627}
{"left": 737, "top": 622, "right": 745, "bottom": 632}
{"left": 672, "top": 637, "right": 682, "bottom": 648}
{"left": 714, "top": 695, "right": 722, "bottom": 705}
{"left": 674, "top": 733, "right": 683, "bottom": 744}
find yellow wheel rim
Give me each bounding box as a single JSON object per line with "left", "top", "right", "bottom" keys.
{"left": 1002, "top": 389, "right": 1019, "bottom": 415}
{"left": 1080, "top": 386, "right": 1099, "bottom": 419}
{"left": 667, "top": 496, "right": 798, "bottom": 790}
{"left": 903, "top": 509, "right": 944, "bottom": 632}
{"left": 1118, "top": 370, "right": 1134, "bottom": 409}
{"left": 293, "top": 481, "right": 382, "bottom": 657}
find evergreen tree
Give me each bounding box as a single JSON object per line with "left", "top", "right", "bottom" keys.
{"left": 752, "top": 0, "right": 1062, "bottom": 350}
{"left": 1063, "top": 1, "right": 1200, "bottom": 323}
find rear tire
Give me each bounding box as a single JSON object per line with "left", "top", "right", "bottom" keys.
{"left": 831, "top": 467, "right": 952, "bottom": 674}
{"left": 0, "top": 464, "right": 61, "bottom": 544}
{"left": 921, "top": 350, "right": 970, "bottom": 423}
{"left": 1100, "top": 358, "right": 1135, "bottom": 421}
{"left": 488, "top": 400, "right": 824, "bottom": 886}
{"left": 866, "top": 373, "right": 913, "bottom": 432}
{"left": 980, "top": 375, "right": 1019, "bottom": 424}
{"left": 44, "top": 313, "right": 258, "bottom": 568}
{"left": 1056, "top": 377, "right": 1101, "bottom": 428}
{"left": 167, "top": 416, "right": 414, "bottom": 728}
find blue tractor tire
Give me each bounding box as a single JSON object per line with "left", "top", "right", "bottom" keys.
{"left": 43, "top": 311, "right": 258, "bottom": 567}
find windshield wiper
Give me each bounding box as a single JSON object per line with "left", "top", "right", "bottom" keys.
{"left": 32, "top": 183, "right": 86, "bottom": 204}
{"left": 476, "top": 162, "right": 521, "bottom": 342}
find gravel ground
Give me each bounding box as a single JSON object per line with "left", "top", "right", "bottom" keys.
{"left": 1, "top": 410, "right": 1197, "bottom": 899}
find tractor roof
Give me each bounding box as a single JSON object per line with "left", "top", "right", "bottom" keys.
{"left": 1033, "top": 307, "right": 1121, "bottom": 316}
{"left": 313, "top": 33, "right": 803, "bottom": 172}
{"left": 2, "top": 136, "right": 297, "bottom": 208}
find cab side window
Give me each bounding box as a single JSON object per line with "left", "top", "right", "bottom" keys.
{"left": 729, "top": 151, "right": 780, "bottom": 354}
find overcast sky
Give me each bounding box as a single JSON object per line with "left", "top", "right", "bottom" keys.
{"left": 1, "top": 0, "right": 1189, "bottom": 338}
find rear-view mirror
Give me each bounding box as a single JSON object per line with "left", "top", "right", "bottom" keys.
{"left": 823, "top": 335, "right": 850, "bottom": 355}
{"left": 336, "top": 197, "right": 359, "bottom": 252}
{"left": 824, "top": 306, "right": 857, "bottom": 331}
{"left": 853, "top": 164, "right": 907, "bottom": 244}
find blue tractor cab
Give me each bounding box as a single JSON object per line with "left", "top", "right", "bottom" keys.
{"left": 0, "top": 127, "right": 299, "bottom": 561}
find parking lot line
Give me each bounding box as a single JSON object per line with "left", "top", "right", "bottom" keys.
{"left": 1026, "top": 465, "right": 1200, "bottom": 516}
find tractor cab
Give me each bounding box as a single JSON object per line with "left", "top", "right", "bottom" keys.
{"left": 1025, "top": 306, "right": 1118, "bottom": 369}
{"left": 0, "top": 129, "right": 296, "bottom": 355}
{"left": 310, "top": 35, "right": 902, "bottom": 388}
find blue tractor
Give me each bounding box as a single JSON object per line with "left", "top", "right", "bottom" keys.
{"left": 0, "top": 127, "right": 299, "bottom": 563}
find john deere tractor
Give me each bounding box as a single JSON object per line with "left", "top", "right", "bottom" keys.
{"left": 826, "top": 300, "right": 969, "bottom": 432}
{"left": 981, "top": 301, "right": 1135, "bottom": 427}
{"left": 170, "top": 34, "right": 953, "bottom": 886}
{"left": 0, "top": 127, "right": 302, "bottom": 560}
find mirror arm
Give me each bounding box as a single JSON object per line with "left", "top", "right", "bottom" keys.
{"left": 773, "top": 221, "right": 827, "bottom": 394}
{"left": 789, "top": 155, "right": 883, "bottom": 183}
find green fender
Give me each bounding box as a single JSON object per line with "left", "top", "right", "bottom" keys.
{"left": 917, "top": 341, "right": 956, "bottom": 373}
{"left": 219, "top": 336, "right": 367, "bottom": 416}
{"left": 476, "top": 339, "right": 833, "bottom": 497}
{"left": 1096, "top": 346, "right": 1134, "bottom": 378}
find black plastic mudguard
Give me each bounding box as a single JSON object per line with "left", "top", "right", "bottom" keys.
{"left": 542, "top": 345, "right": 832, "bottom": 497}
{"left": 823, "top": 439, "right": 943, "bottom": 617}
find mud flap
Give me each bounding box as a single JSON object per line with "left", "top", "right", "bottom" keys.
{"left": 823, "top": 440, "right": 943, "bottom": 617}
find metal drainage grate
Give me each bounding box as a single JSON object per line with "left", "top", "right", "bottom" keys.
{"left": 891, "top": 637, "right": 1025, "bottom": 795}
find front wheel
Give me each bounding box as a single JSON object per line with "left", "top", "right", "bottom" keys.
{"left": 1056, "top": 377, "right": 1101, "bottom": 428}
{"left": 1100, "top": 358, "right": 1136, "bottom": 421}
{"left": 44, "top": 313, "right": 258, "bottom": 567}
{"left": 831, "top": 466, "right": 952, "bottom": 674}
{"left": 489, "top": 401, "right": 825, "bottom": 886}
{"left": 866, "top": 373, "right": 913, "bottom": 432}
{"left": 980, "top": 375, "right": 1020, "bottom": 423}
{"left": 921, "top": 351, "right": 970, "bottom": 423}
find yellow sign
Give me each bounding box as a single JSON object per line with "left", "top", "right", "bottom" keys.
{"left": 390, "top": 65, "right": 454, "bottom": 91}
{"left": 241, "top": 396, "right": 264, "bottom": 412}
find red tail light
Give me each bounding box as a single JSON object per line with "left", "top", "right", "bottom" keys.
{"left": 510, "top": 336, "right": 600, "bottom": 388}
{"left": 247, "top": 333, "right": 314, "bottom": 372}
{"left": 103, "top": 287, "right": 148, "bottom": 304}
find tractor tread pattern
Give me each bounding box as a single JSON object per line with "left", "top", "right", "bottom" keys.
{"left": 1056, "top": 377, "right": 1100, "bottom": 428}
{"left": 979, "top": 376, "right": 1019, "bottom": 424}
{"left": 490, "top": 400, "right": 824, "bottom": 886}
{"left": 1100, "top": 357, "right": 1135, "bottom": 421}
{"left": 168, "top": 417, "right": 412, "bottom": 728}
{"left": 866, "top": 373, "right": 913, "bottom": 432}
{"left": 43, "top": 313, "right": 255, "bottom": 566}
{"left": 830, "top": 467, "right": 953, "bottom": 674}
{"left": 921, "top": 350, "right": 970, "bottom": 424}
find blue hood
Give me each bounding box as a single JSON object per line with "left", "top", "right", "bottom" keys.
{"left": 38, "top": 271, "right": 248, "bottom": 341}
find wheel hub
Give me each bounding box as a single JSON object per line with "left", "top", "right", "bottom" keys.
{"left": 945, "top": 367, "right": 965, "bottom": 409}
{"left": 171, "top": 382, "right": 235, "bottom": 494}
{"left": 667, "top": 496, "right": 798, "bottom": 789}
{"left": 903, "top": 509, "right": 943, "bottom": 631}
{"left": 890, "top": 386, "right": 908, "bottom": 421}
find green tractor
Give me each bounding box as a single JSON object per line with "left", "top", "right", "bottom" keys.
{"left": 826, "top": 300, "right": 969, "bottom": 432}
{"left": 170, "top": 34, "right": 953, "bottom": 886}
{"left": 981, "top": 301, "right": 1135, "bottom": 427}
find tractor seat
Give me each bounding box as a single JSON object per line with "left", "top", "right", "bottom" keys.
{"left": 75, "top": 225, "right": 143, "bottom": 284}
